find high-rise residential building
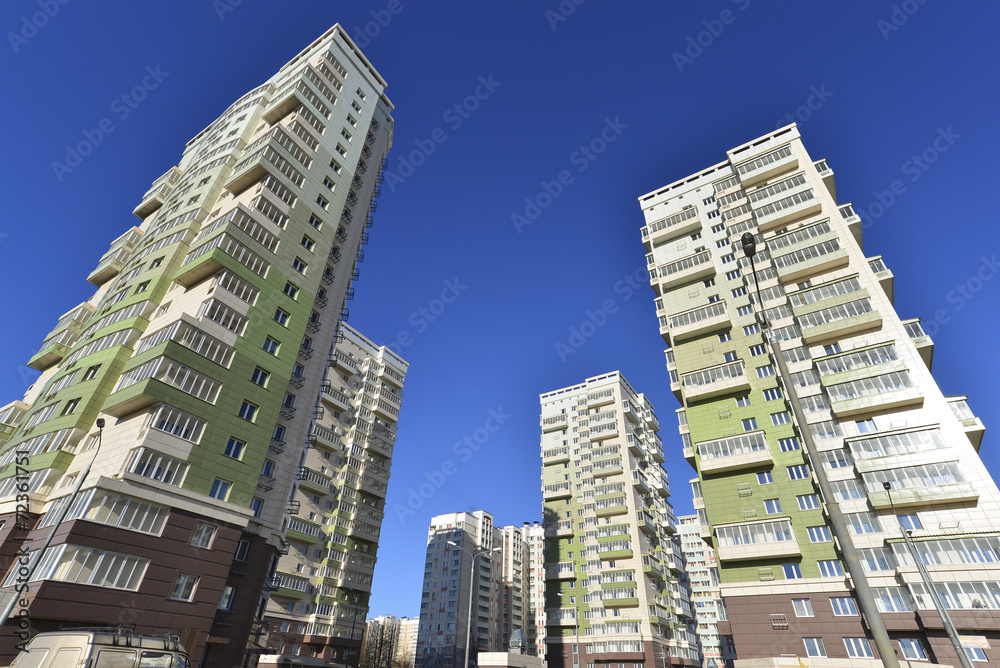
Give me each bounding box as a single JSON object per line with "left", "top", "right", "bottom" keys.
{"left": 539, "top": 372, "right": 699, "bottom": 668}
{"left": 397, "top": 616, "right": 420, "bottom": 668}
{"left": 639, "top": 124, "right": 998, "bottom": 666}
{"left": 262, "top": 323, "right": 407, "bottom": 665}
{"left": 416, "top": 512, "right": 535, "bottom": 668}
{"left": 361, "top": 615, "right": 413, "bottom": 668}
{"left": 677, "top": 513, "right": 735, "bottom": 668}
{"left": 0, "top": 24, "right": 397, "bottom": 667}
{"left": 523, "top": 521, "right": 547, "bottom": 660}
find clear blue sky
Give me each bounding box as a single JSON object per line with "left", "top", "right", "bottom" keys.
{"left": 2, "top": 2, "right": 998, "bottom": 619}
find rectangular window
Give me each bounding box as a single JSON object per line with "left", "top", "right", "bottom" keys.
{"left": 832, "top": 597, "right": 859, "bottom": 616}
{"left": 60, "top": 399, "right": 81, "bottom": 416}
{"left": 316, "top": 195, "right": 329, "bottom": 209}
{"left": 807, "top": 526, "right": 831, "bottom": 543}
{"left": 190, "top": 523, "right": 217, "bottom": 549}
{"left": 819, "top": 560, "right": 844, "bottom": 577}
{"left": 749, "top": 344, "right": 766, "bottom": 356}
{"left": 964, "top": 648, "right": 987, "bottom": 662}
{"left": 898, "top": 513, "right": 922, "bottom": 531}
{"left": 273, "top": 308, "right": 289, "bottom": 326}
{"left": 725, "top": 270, "right": 741, "bottom": 280}
{"left": 744, "top": 324, "right": 760, "bottom": 336}
{"left": 283, "top": 282, "right": 299, "bottom": 298}
{"left": 741, "top": 418, "right": 757, "bottom": 431}
{"left": 756, "top": 365, "right": 774, "bottom": 377}
{"left": 824, "top": 343, "right": 842, "bottom": 355}
{"left": 238, "top": 401, "right": 258, "bottom": 422}
{"left": 797, "top": 494, "right": 820, "bottom": 510}
{"left": 783, "top": 564, "right": 802, "bottom": 579}
{"left": 803, "top": 638, "right": 826, "bottom": 658}
{"left": 735, "top": 395, "right": 750, "bottom": 407}
{"left": 787, "top": 465, "right": 809, "bottom": 480}
{"left": 764, "top": 387, "right": 782, "bottom": 401}
{"left": 301, "top": 235, "right": 316, "bottom": 251}
{"left": 209, "top": 479, "right": 231, "bottom": 501}
{"left": 309, "top": 214, "right": 323, "bottom": 230}
{"left": 771, "top": 412, "right": 791, "bottom": 425}
{"left": 251, "top": 368, "right": 269, "bottom": 387}
{"left": 792, "top": 598, "right": 813, "bottom": 617}
{"left": 844, "top": 638, "right": 874, "bottom": 659}
{"left": 779, "top": 437, "right": 799, "bottom": 451}
{"left": 224, "top": 438, "right": 245, "bottom": 460}
{"left": 719, "top": 332, "right": 732, "bottom": 342}
{"left": 171, "top": 574, "right": 199, "bottom": 601}
{"left": 292, "top": 257, "right": 307, "bottom": 274}
{"left": 757, "top": 472, "right": 773, "bottom": 485}
{"left": 83, "top": 364, "right": 101, "bottom": 381}
{"left": 732, "top": 287, "right": 747, "bottom": 297}
{"left": 764, "top": 499, "right": 782, "bottom": 514}
{"left": 721, "top": 254, "right": 735, "bottom": 264}
{"left": 857, "top": 419, "right": 877, "bottom": 433}
{"left": 218, "top": 585, "right": 237, "bottom": 610}
{"left": 724, "top": 351, "right": 738, "bottom": 362}
{"left": 235, "top": 540, "right": 251, "bottom": 562}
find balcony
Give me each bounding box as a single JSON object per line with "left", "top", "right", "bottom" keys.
{"left": 667, "top": 301, "right": 732, "bottom": 342}
{"left": 543, "top": 482, "right": 572, "bottom": 500}
{"left": 310, "top": 423, "right": 342, "bottom": 452}
{"left": 829, "top": 386, "right": 922, "bottom": 419}
{"left": 27, "top": 339, "right": 74, "bottom": 371}
{"left": 332, "top": 350, "right": 357, "bottom": 375}
{"left": 903, "top": 319, "right": 934, "bottom": 371}
{"left": 715, "top": 529, "right": 801, "bottom": 563}
{"left": 799, "top": 302, "right": 882, "bottom": 345}
{"left": 867, "top": 482, "right": 979, "bottom": 510}
{"left": 587, "top": 388, "right": 615, "bottom": 408}
{"left": 86, "top": 246, "right": 132, "bottom": 286}
{"left": 948, "top": 396, "right": 985, "bottom": 450}
{"left": 868, "top": 255, "right": 894, "bottom": 304}
{"left": 734, "top": 145, "right": 798, "bottom": 187}
{"left": 774, "top": 242, "right": 849, "bottom": 284}
{"left": 541, "top": 414, "right": 568, "bottom": 432}
{"left": 637, "top": 511, "right": 657, "bottom": 534}
{"left": 321, "top": 383, "right": 353, "bottom": 411}
{"left": 297, "top": 466, "right": 333, "bottom": 494}
{"left": 657, "top": 251, "right": 715, "bottom": 292}
{"left": 595, "top": 497, "right": 628, "bottom": 517}
{"left": 814, "top": 159, "right": 836, "bottom": 199}
{"left": 590, "top": 420, "right": 619, "bottom": 441}
{"left": 545, "top": 563, "right": 576, "bottom": 580}
{"left": 643, "top": 409, "right": 659, "bottom": 431}
{"left": 543, "top": 520, "right": 574, "bottom": 538}
{"left": 377, "top": 363, "right": 404, "bottom": 388}
{"left": 699, "top": 445, "right": 774, "bottom": 474}
{"left": 542, "top": 446, "right": 571, "bottom": 464}
{"left": 839, "top": 203, "right": 861, "bottom": 246}
{"left": 681, "top": 361, "right": 750, "bottom": 402}
{"left": 754, "top": 188, "right": 821, "bottom": 232}
{"left": 642, "top": 207, "right": 702, "bottom": 248}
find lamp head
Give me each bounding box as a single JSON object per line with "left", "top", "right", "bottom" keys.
{"left": 882, "top": 481, "right": 891, "bottom": 491}
{"left": 96, "top": 418, "right": 105, "bottom": 429}
{"left": 740, "top": 232, "right": 756, "bottom": 258}
{"left": 447, "top": 540, "right": 458, "bottom": 547}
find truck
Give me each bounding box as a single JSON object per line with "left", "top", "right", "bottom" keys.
{"left": 5, "top": 624, "right": 190, "bottom": 667}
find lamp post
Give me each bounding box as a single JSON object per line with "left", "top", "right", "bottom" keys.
{"left": 345, "top": 594, "right": 361, "bottom": 668}
{"left": 555, "top": 592, "right": 578, "bottom": 668}
{"left": 448, "top": 541, "right": 500, "bottom": 668}
{"left": 882, "top": 482, "right": 972, "bottom": 668}
{"left": 0, "top": 418, "right": 105, "bottom": 629}
{"left": 740, "top": 233, "right": 900, "bottom": 668}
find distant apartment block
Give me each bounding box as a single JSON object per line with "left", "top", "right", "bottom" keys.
{"left": 677, "top": 513, "right": 736, "bottom": 668}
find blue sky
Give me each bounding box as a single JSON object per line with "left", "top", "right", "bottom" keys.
{"left": 2, "top": 2, "right": 999, "bottom": 619}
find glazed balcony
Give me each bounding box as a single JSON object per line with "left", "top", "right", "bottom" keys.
{"left": 657, "top": 251, "right": 715, "bottom": 292}
{"left": 867, "top": 482, "right": 979, "bottom": 510}
{"left": 133, "top": 167, "right": 181, "bottom": 218}
{"left": 543, "top": 521, "right": 574, "bottom": 538}
{"left": 815, "top": 159, "right": 836, "bottom": 199}
{"left": 321, "top": 383, "right": 353, "bottom": 411}
{"left": 839, "top": 202, "right": 862, "bottom": 247}
{"left": 310, "top": 423, "right": 342, "bottom": 452}
{"left": 297, "top": 466, "right": 333, "bottom": 494}
{"left": 667, "top": 301, "right": 731, "bottom": 343}
{"left": 642, "top": 206, "right": 702, "bottom": 248}
{"left": 545, "top": 562, "right": 576, "bottom": 579}
{"left": 868, "top": 255, "right": 894, "bottom": 304}
{"left": 543, "top": 482, "right": 572, "bottom": 500}
{"left": 542, "top": 446, "right": 571, "bottom": 465}
{"left": 681, "top": 361, "right": 750, "bottom": 402}
{"left": 541, "top": 414, "right": 568, "bottom": 432}
{"left": 333, "top": 350, "right": 358, "bottom": 375}
{"left": 903, "top": 319, "right": 934, "bottom": 371}
{"left": 587, "top": 388, "right": 615, "bottom": 408}
{"left": 376, "top": 363, "right": 404, "bottom": 387}
{"left": 734, "top": 145, "right": 798, "bottom": 187}
{"left": 948, "top": 396, "right": 985, "bottom": 451}
{"left": 754, "top": 189, "right": 821, "bottom": 231}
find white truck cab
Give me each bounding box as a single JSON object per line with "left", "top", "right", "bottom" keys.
{"left": 7, "top": 625, "right": 190, "bottom": 668}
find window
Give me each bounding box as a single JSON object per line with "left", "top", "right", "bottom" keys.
{"left": 171, "top": 574, "right": 199, "bottom": 601}
{"left": 803, "top": 638, "right": 826, "bottom": 658}
{"left": 224, "top": 438, "right": 246, "bottom": 460}
{"left": 209, "top": 479, "right": 231, "bottom": 500}
{"left": 764, "top": 499, "right": 782, "bottom": 514}
{"left": 824, "top": 343, "right": 842, "bottom": 355}
{"left": 283, "top": 282, "right": 299, "bottom": 298}
{"left": 844, "top": 638, "right": 874, "bottom": 659}
{"left": 757, "top": 472, "right": 774, "bottom": 485}
{"left": 251, "top": 368, "right": 269, "bottom": 387}
{"left": 741, "top": 418, "right": 757, "bottom": 431}
{"left": 721, "top": 254, "right": 736, "bottom": 264}
{"left": 818, "top": 560, "right": 844, "bottom": 577}
{"left": 83, "top": 364, "right": 101, "bottom": 380}
{"left": 732, "top": 287, "right": 747, "bottom": 297}
{"left": 856, "top": 419, "right": 877, "bottom": 433}
{"left": 718, "top": 332, "right": 732, "bottom": 342}
{"left": 792, "top": 598, "right": 813, "bottom": 617}
{"left": 238, "top": 401, "right": 258, "bottom": 422}
{"left": 783, "top": 564, "right": 802, "bottom": 579}
{"left": 235, "top": 540, "right": 251, "bottom": 562}
{"left": 190, "top": 523, "right": 217, "bottom": 548}
{"left": 309, "top": 214, "right": 323, "bottom": 230}
{"left": 832, "top": 597, "right": 858, "bottom": 616}
{"left": 898, "top": 513, "right": 922, "bottom": 531}
{"left": 724, "top": 351, "right": 738, "bottom": 362}
{"left": 787, "top": 465, "right": 809, "bottom": 480}
{"left": 895, "top": 639, "right": 927, "bottom": 660}
{"left": 797, "top": 494, "right": 821, "bottom": 510}
{"left": 735, "top": 395, "right": 750, "bottom": 407}
{"left": 273, "top": 308, "right": 290, "bottom": 326}
{"left": 219, "top": 585, "right": 237, "bottom": 610}
{"left": 756, "top": 365, "right": 774, "bottom": 377}
{"left": 263, "top": 337, "right": 280, "bottom": 355}
{"left": 250, "top": 497, "right": 264, "bottom": 518}
{"left": 737, "top": 305, "right": 753, "bottom": 317}
{"left": 60, "top": 399, "right": 81, "bottom": 416}
{"left": 749, "top": 344, "right": 766, "bottom": 356}
{"left": 964, "top": 647, "right": 987, "bottom": 662}
{"left": 336, "top": 144, "right": 347, "bottom": 156}
{"left": 770, "top": 411, "right": 791, "bottom": 425}
{"left": 292, "top": 258, "right": 307, "bottom": 274}
{"left": 301, "top": 235, "right": 316, "bottom": 251}
{"left": 808, "top": 526, "right": 831, "bottom": 542}
{"left": 744, "top": 324, "right": 760, "bottom": 336}
{"left": 725, "top": 270, "right": 741, "bottom": 280}
{"left": 316, "top": 195, "right": 329, "bottom": 209}
{"left": 779, "top": 437, "right": 799, "bottom": 451}
{"left": 708, "top": 295, "right": 721, "bottom": 303}
{"left": 150, "top": 256, "right": 163, "bottom": 268}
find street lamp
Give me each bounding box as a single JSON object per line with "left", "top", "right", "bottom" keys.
{"left": 448, "top": 541, "right": 500, "bottom": 668}
{"left": 345, "top": 594, "right": 361, "bottom": 668}
{"left": 740, "top": 233, "right": 901, "bottom": 668}
{"left": 883, "top": 482, "right": 972, "bottom": 668}
{"left": 555, "top": 592, "right": 579, "bottom": 668}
